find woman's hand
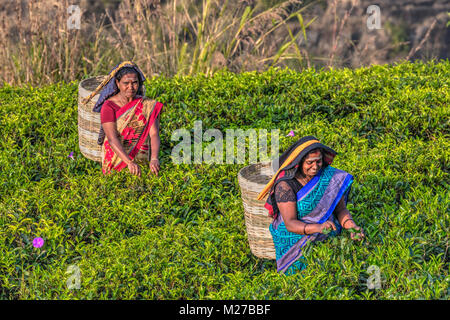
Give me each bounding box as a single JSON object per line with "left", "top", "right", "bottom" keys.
{"left": 149, "top": 158, "right": 160, "bottom": 176}
{"left": 343, "top": 218, "right": 365, "bottom": 241}
{"left": 127, "top": 160, "right": 141, "bottom": 177}
{"left": 316, "top": 221, "right": 337, "bottom": 234}
{"left": 348, "top": 225, "right": 365, "bottom": 241}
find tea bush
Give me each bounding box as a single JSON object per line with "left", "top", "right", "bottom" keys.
{"left": 0, "top": 61, "right": 448, "bottom": 299}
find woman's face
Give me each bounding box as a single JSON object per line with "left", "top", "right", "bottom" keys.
{"left": 116, "top": 73, "right": 139, "bottom": 99}
{"left": 302, "top": 150, "right": 323, "bottom": 178}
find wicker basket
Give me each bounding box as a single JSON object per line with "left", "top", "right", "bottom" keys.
{"left": 78, "top": 76, "right": 106, "bottom": 162}
{"left": 238, "top": 161, "right": 276, "bottom": 260}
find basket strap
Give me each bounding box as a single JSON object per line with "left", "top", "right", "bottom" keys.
{"left": 256, "top": 139, "right": 319, "bottom": 200}
{"left": 81, "top": 60, "right": 136, "bottom": 105}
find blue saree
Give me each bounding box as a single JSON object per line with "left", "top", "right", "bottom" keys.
{"left": 269, "top": 165, "right": 353, "bottom": 274}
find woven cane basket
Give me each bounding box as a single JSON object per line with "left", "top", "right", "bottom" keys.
{"left": 238, "top": 161, "right": 276, "bottom": 260}
{"left": 78, "top": 76, "right": 106, "bottom": 162}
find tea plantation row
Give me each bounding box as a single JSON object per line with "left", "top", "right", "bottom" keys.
{"left": 0, "top": 61, "right": 448, "bottom": 299}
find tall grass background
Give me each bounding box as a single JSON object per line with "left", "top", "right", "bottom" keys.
{"left": 1, "top": 0, "right": 320, "bottom": 85}
{"left": 3, "top": 0, "right": 444, "bottom": 86}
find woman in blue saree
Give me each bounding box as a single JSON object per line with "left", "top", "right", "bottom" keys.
{"left": 257, "top": 136, "right": 365, "bottom": 274}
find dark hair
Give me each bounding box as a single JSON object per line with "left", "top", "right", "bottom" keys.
{"left": 115, "top": 67, "right": 142, "bottom": 86}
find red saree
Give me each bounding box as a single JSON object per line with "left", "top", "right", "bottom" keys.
{"left": 101, "top": 97, "right": 163, "bottom": 175}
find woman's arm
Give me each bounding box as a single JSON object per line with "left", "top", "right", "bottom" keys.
{"left": 333, "top": 197, "right": 364, "bottom": 240}
{"left": 149, "top": 115, "right": 160, "bottom": 159}
{"left": 334, "top": 197, "right": 355, "bottom": 228}
{"left": 149, "top": 115, "right": 160, "bottom": 175}
{"left": 102, "top": 121, "right": 141, "bottom": 176}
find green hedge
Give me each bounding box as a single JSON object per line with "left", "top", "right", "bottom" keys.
{"left": 0, "top": 61, "right": 448, "bottom": 299}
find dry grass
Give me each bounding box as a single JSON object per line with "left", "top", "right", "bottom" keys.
{"left": 0, "top": 0, "right": 119, "bottom": 85}
{"left": 108, "top": 0, "right": 308, "bottom": 75}
{"left": 0, "top": 0, "right": 443, "bottom": 86}
{"left": 0, "top": 0, "right": 313, "bottom": 85}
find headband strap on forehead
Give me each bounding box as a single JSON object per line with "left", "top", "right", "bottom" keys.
{"left": 81, "top": 60, "right": 139, "bottom": 105}
{"left": 257, "top": 139, "right": 320, "bottom": 200}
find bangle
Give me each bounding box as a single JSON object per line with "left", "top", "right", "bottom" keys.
{"left": 303, "top": 223, "right": 309, "bottom": 235}
{"left": 342, "top": 218, "right": 354, "bottom": 228}
{"left": 151, "top": 158, "right": 159, "bottom": 161}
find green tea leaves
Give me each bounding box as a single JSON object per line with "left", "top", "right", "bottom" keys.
{"left": 0, "top": 61, "right": 448, "bottom": 299}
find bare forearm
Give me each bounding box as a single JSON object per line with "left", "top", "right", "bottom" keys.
{"left": 336, "top": 208, "right": 356, "bottom": 229}
{"left": 109, "top": 138, "right": 132, "bottom": 165}
{"left": 285, "top": 220, "right": 319, "bottom": 235}
{"left": 150, "top": 133, "right": 160, "bottom": 159}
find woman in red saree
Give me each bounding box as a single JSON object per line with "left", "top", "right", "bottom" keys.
{"left": 82, "top": 61, "right": 163, "bottom": 176}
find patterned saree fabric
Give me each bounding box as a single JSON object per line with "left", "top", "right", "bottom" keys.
{"left": 102, "top": 97, "right": 163, "bottom": 175}
{"left": 270, "top": 165, "right": 353, "bottom": 274}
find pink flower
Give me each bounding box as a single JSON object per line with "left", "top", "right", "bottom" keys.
{"left": 32, "top": 237, "right": 44, "bottom": 248}
{"left": 68, "top": 151, "right": 74, "bottom": 159}
{"left": 286, "top": 130, "right": 295, "bottom": 137}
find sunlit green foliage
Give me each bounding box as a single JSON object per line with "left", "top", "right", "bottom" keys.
{"left": 0, "top": 61, "right": 448, "bottom": 299}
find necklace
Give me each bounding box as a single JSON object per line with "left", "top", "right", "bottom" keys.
{"left": 296, "top": 176, "right": 309, "bottom": 186}
{"left": 117, "top": 96, "right": 132, "bottom": 107}
{"left": 112, "top": 93, "right": 134, "bottom": 107}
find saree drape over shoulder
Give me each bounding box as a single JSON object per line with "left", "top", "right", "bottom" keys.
{"left": 257, "top": 136, "right": 354, "bottom": 275}
{"left": 270, "top": 166, "right": 353, "bottom": 274}
{"left": 102, "top": 97, "right": 163, "bottom": 175}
